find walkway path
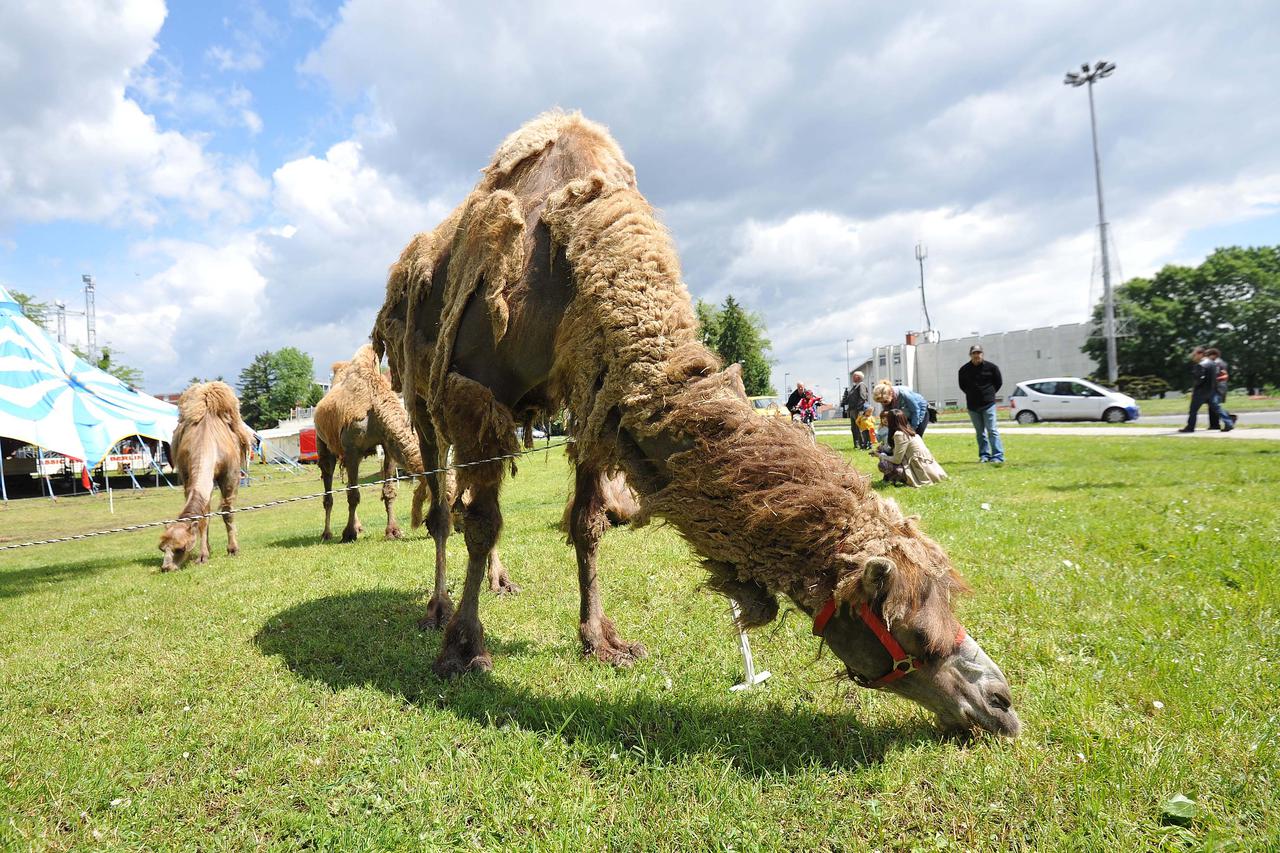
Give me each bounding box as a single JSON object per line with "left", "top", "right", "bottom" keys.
{"left": 815, "top": 424, "right": 1280, "bottom": 440}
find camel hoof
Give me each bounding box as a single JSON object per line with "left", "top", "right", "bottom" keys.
{"left": 196, "top": 555, "right": 209, "bottom": 565}
{"left": 384, "top": 527, "right": 404, "bottom": 541}
{"left": 433, "top": 649, "right": 492, "bottom": 678}
{"left": 226, "top": 547, "right": 238, "bottom": 557}
{"left": 417, "top": 595, "right": 454, "bottom": 631}
{"left": 321, "top": 530, "right": 333, "bottom": 542}
{"left": 581, "top": 624, "right": 646, "bottom": 668}
{"left": 340, "top": 528, "right": 358, "bottom": 543}
{"left": 490, "top": 576, "right": 521, "bottom": 596}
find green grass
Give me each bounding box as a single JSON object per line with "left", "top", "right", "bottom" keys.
{"left": 2, "top": 434, "right": 1278, "bottom": 851}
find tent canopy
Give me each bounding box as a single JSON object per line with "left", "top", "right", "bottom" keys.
{"left": 0, "top": 285, "right": 178, "bottom": 468}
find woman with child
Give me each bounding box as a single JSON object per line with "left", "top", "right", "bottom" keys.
{"left": 876, "top": 408, "right": 948, "bottom": 487}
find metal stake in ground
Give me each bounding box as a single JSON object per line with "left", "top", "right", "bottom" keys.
{"left": 729, "top": 600, "right": 770, "bottom": 692}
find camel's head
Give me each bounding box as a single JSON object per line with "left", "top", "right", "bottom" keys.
{"left": 158, "top": 520, "right": 199, "bottom": 572}
{"left": 817, "top": 556, "right": 1020, "bottom": 739}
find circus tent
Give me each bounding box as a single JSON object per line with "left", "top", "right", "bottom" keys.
{"left": 0, "top": 284, "right": 178, "bottom": 498}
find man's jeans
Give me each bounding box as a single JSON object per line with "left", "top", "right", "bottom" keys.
{"left": 968, "top": 404, "right": 1004, "bottom": 462}
{"left": 1188, "top": 393, "right": 1234, "bottom": 430}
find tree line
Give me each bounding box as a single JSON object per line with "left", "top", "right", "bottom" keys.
{"left": 1085, "top": 246, "right": 1279, "bottom": 393}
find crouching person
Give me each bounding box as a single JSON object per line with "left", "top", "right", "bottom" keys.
{"left": 877, "top": 408, "right": 948, "bottom": 487}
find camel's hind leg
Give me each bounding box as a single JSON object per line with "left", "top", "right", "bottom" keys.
{"left": 433, "top": 479, "right": 500, "bottom": 677}
{"left": 569, "top": 464, "right": 646, "bottom": 667}
{"left": 196, "top": 514, "right": 211, "bottom": 564}
{"left": 416, "top": 421, "right": 454, "bottom": 630}
{"left": 380, "top": 448, "right": 403, "bottom": 540}
{"left": 340, "top": 454, "right": 362, "bottom": 542}
{"left": 318, "top": 438, "right": 337, "bottom": 541}
{"left": 217, "top": 470, "right": 240, "bottom": 556}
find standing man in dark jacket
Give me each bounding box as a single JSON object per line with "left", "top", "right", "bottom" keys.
{"left": 957, "top": 345, "right": 1005, "bottom": 464}
{"left": 840, "top": 371, "right": 872, "bottom": 449}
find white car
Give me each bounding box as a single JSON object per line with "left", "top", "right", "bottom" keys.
{"left": 1007, "top": 377, "right": 1140, "bottom": 424}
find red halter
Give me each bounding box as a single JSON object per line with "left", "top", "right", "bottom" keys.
{"left": 812, "top": 598, "right": 966, "bottom": 689}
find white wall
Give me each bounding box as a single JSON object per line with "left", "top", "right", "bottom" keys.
{"left": 865, "top": 324, "right": 1097, "bottom": 407}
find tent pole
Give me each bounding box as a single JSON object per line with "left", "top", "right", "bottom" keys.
{"left": 37, "top": 447, "right": 56, "bottom": 501}
{"left": 0, "top": 449, "right": 8, "bottom": 505}
{"left": 106, "top": 462, "right": 114, "bottom": 513}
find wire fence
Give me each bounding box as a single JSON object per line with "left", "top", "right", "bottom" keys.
{"left": 0, "top": 440, "right": 574, "bottom": 552}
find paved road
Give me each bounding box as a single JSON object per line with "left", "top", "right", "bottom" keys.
{"left": 815, "top": 422, "right": 1280, "bottom": 440}
{"left": 1134, "top": 410, "right": 1280, "bottom": 426}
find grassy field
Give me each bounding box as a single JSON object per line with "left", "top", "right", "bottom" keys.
{"left": 2, "top": 432, "right": 1278, "bottom": 851}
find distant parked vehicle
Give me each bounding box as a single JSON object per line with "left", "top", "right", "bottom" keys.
{"left": 1008, "top": 378, "right": 1140, "bottom": 424}
{"left": 747, "top": 395, "right": 788, "bottom": 419}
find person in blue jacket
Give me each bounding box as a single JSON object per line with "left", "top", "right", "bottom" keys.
{"left": 873, "top": 381, "right": 930, "bottom": 436}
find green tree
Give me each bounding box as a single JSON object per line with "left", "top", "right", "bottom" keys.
{"left": 237, "top": 352, "right": 276, "bottom": 429}
{"left": 10, "top": 289, "right": 49, "bottom": 328}
{"left": 1084, "top": 246, "right": 1280, "bottom": 393}
{"left": 237, "top": 348, "right": 323, "bottom": 429}
{"left": 695, "top": 295, "right": 775, "bottom": 396}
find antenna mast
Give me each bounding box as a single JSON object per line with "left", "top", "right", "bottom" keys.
{"left": 82, "top": 274, "right": 97, "bottom": 363}
{"left": 914, "top": 243, "right": 934, "bottom": 338}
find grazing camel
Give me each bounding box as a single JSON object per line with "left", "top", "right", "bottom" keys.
{"left": 375, "top": 111, "right": 1018, "bottom": 738}
{"left": 314, "top": 344, "right": 428, "bottom": 542}
{"left": 158, "top": 381, "right": 252, "bottom": 571}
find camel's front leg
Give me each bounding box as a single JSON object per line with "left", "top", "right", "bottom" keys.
{"left": 197, "top": 515, "right": 211, "bottom": 564}
{"left": 318, "top": 440, "right": 336, "bottom": 541}
{"left": 340, "top": 454, "right": 362, "bottom": 542}
{"left": 433, "top": 479, "right": 500, "bottom": 676}
{"left": 218, "top": 474, "right": 239, "bottom": 556}
{"left": 416, "top": 430, "right": 454, "bottom": 630}
{"left": 380, "top": 448, "right": 402, "bottom": 540}
{"left": 569, "top": 465, "right": 645, "bottom": 666}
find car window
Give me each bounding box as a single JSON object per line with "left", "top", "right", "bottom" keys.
{"left": 1052, "top": 381, "right": 1078, "bottom": 396}
{"left": 1011, "top": 387, "right": 1026, "bottom": 397}
{"left": 1028, "top": 381, "right": 1056, "bottom": 394}
{"left": 1068, "top": 382, "right": 1097, "bottom": 397}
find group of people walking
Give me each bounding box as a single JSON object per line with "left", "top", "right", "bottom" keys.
{"left": 1180, "top": 346, "right": 1236, "bottom": 432}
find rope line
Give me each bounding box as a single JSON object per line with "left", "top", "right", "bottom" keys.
{"left": 0, "top": 440, "right": 573, "bottom": 552}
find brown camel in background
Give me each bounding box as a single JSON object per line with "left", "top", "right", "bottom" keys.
{"left": 314, "top": 344, "right": 427, "bottom": 542}
{"left": 375, "top": 111, "right": 1018, "bottom": 738}
{"left": 158, "top": 381, "right": 253, "bottom": 571}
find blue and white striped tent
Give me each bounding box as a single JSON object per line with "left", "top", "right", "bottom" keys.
{"left": 0, "top": 285, "right": 178, "bottom": 480}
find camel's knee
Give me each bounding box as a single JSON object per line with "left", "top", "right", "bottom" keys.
{"left": 426, "top": 500, "right": 451, "bottom": 541}
{"left": 462, "top": 496, "right": 501, "bottom": 558}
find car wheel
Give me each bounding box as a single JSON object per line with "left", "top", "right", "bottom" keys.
{"left": 1102, "top": 407, "right": 1127, "bottom": 423}
{"left": 1015, "top": 410, "right": 1038, "bottom": 425}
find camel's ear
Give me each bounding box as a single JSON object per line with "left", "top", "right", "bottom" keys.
{"left": 861, "top": 556, "right": 897, "bottom": 599}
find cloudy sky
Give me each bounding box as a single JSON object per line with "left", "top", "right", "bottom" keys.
{"left": 2, "top": 1, "right": 1278, "bottom": 401}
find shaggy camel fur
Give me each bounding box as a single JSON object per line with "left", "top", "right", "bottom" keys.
{"left": 375, "top": 112, "right": 1017, "bottom": 736}
{"left": 158, "top": 381, "right": 253, "bottom": 571}
{"left": 314, "top": 344, "right": 428, "bottom": 542}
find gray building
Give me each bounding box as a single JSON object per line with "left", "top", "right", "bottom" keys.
{"left": 858, "top": 323, "right": 1098, "bottom": 409}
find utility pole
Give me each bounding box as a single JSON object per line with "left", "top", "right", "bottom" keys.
{"left": 1065, "top": 60, "right": 1118, "bottom": 385}
{"left": 82, "top": 274, "right": 97, "bottom": 364}
{"left": 845, "top": 338, "right": 854, "bottom": 376}
{"left": 55, "top": 301, "right": 67, "bottom": 344}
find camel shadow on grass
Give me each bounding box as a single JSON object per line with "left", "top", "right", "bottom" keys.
{"left": 254, "top": 587, "right": 936, "bottom": 775}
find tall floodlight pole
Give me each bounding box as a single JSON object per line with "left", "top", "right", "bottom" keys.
{"left": 845, "top": 338, "right": 854, "bottom": 375}
{"left": 914, "top": 243, "right": 932, "bottom": 335}
{"left": 82, "top": 274, "right": 97, "bottom": 363}
{"left": 55, "top": 301, "right": 67, "bottom": 344}
{"left": 1065, "top": 60, "right": 1118, "bottom": 384}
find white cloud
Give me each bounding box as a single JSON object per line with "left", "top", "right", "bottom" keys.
{"left": 0, "top": 0, "right": 267, "bottom": 228}
{"left": 98, "top": 139, "right": 449, "bottom": 390}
